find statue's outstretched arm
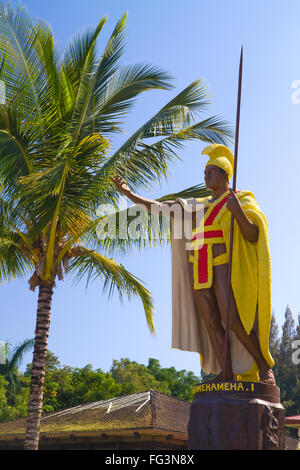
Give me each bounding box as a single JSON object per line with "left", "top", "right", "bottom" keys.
{"left": 112, "top": 176, "right": 175, "bottom": 212}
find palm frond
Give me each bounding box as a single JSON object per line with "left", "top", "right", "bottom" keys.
{"left": 62, "top": 16, "right": 108, "bottom": 90}
{"left": 116, "top": 116, "right": 232, "bottom": 190}
{"left": 100, "top": 80, "right": 231, "bottom": 191}
{"left": 32, "top": 20, "right": 62, "bottom": 120}
{"left": 0, "top": 234, "right": 33, "bottom": 281}
{"left": 0, "top": 112, "right": 34, "bottom": 199}
{"left": 65, "top": 16, "right": 107, "bottom": 126}
{"left": 69, "top": 13, "right": 126, "bottom": 142}
{"left": 68, "top": 183, "right": 209, "bottom": 258}
{"left": 9, "top": 338, "right": 34, "bottom": 370}
{"left": 154, "top": 115, "right": 234, "bottom": 144}
{"left": 157, "top": 183, "right": 211, "bottom": 201}
{"left": 82, "top": 63, "right": 173, "bottom": 135}
{"left": 0, "top": 4, "right": 44, "bottom": 113}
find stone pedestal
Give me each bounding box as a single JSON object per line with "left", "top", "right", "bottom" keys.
{"left": 188, "top": 381, "right": 285, "bottom": 450}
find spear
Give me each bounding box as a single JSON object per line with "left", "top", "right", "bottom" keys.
{"left": 223, "top": 46, "right": 243, "bottom": 380}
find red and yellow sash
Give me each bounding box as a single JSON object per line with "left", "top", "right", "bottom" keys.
{"left": 189, "top": 191, "right": 237, "bottom": 289}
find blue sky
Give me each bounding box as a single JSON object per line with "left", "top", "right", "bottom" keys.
{"left": 2, "top": 0, "right": 300, "bottom": 376}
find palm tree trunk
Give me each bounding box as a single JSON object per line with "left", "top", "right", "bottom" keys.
{"left": 24, "top": 281, "right": 54, "bottom": 450}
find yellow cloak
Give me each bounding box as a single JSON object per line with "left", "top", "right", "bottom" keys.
{"left": 171, "top": 190, "right": 274, "bottom": 382}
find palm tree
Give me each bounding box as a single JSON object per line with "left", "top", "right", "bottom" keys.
{"left": 0, "top": 4, "right": 232, "bottom": 449}
{"left": 0, "top": 339, "right": 34, "bottom": 404}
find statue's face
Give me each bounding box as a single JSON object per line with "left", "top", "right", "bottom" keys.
{"left": 204, "top": 165, "right": 228, "bottom": 189}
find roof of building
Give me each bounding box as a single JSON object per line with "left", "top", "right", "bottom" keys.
{"left": 285, "top": 415, "right": 300, "bottom": 427}
{"left": 0, "top": 390, "right": 299, "bottom": 450}
{"left": 0, "top": 390, "right": 191, "bottom": 438}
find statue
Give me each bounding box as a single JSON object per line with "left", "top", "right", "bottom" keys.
{"left": 112, "top": 143, "right": 275, "bottom": 385}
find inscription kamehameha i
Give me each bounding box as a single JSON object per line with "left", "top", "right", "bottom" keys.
{"left": 193, "top": 381, "right": 255, "bottom": 394}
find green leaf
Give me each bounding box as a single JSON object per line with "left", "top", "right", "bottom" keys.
{"left": 101, "top": 80, "right": 232, "bottom": 190}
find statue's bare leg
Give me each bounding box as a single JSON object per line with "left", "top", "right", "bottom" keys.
{"left": 212, "top": 262, "right": 275, "bottom": 384}
{"left": 188, "top": 262, "right": 234, "bottom": 381}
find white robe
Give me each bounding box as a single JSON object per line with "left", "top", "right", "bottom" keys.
{"left": 170, "top": 198, "right": 256, "bottom": 375}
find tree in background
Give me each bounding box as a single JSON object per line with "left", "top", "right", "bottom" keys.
{"left": 147, "top": 358, "right": 200, "bottom": 401}
{"left": 1, "top": 306, "right": 300, "bottom": 424}
{"left": 0, "top": 339, "right": 33, "bottom": 406}
{"left": 0, "top": 351, "right": 200, "bottom": 418}
{"left": 271, "top": 306, "right": 300, "bottom": 416}
{"left": 0, "top": 340, "right": 33, "bottom": 420}
{"left": 269, "top": 309, "right": 280, "bottom": 361}
{"left": 38, "top": 359, "right": 122, "bottom": 412}
{"left": 111, "top": 358, "right": 171, "bottom": 396}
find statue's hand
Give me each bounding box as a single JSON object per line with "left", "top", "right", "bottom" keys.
{"left": 227, "top": 188, "right": 259, "bottom": 242}
{"left": 112, "top": 175, "right": 131, "bottom": 195}
{"left": 226, "top": 188, "right": 243, "bottom": 218}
